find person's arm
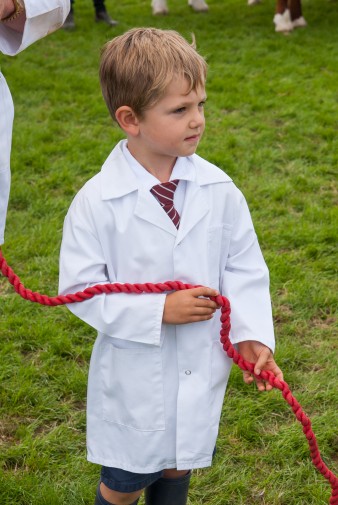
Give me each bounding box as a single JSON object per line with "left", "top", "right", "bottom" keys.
{"left": 221, "top": 188, "right": 283, "bottom": 389}
{"left": 0, "top": 0, "right": 26, "bottom": 33}
{"left": 0, "top": 0, "right": 69, "bottom": 55}
{"left": 59, "top": 192, "right": 166, "bottom": 347}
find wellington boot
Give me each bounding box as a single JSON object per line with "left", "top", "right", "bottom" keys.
{"left": 144, "top": 471, "right": 191, "bottom": 505}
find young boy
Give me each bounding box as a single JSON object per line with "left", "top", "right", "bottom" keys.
{"left": 59, "top": 28, "right": 283, "bottom": 505}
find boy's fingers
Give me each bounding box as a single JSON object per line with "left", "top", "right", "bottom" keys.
{"left": 191, "top": 286, "right": 219, "bottom": 298}
{"left": 256, "top": 380, "right": 266, "bottom": 391}
{"left": 243, "top": 371, "right": 254, "bottom": 384}
{"left": 195, "top": 298, "right": 219, "bottom": 309}
{"left": 254, "top": 347, "right": 271, "bottom": 376}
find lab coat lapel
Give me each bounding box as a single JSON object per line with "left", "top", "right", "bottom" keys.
{"left": 101, "top": 143, "right": 178, "bottom": 236}
{"left": 176, "top": 181, "right": 209, "bottom": 245}
{"left": 134, "top": 189, "right": 178, "bottom": 236}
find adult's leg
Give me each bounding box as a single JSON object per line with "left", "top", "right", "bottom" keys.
{"left": 93, "top": 0, "right": 106, "bottom": 12}
{"left": 93, "top": 0, "right": 118, "bottom": 26}
{"left": 63, "top": 0, "right": 75, "bottom": 28}
{"left": 144, "top": 469, "right": 191, "bottom": 505}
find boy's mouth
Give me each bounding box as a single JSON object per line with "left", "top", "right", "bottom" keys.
{"left": 185, "top": 134, "right": 200, "bottom": 142}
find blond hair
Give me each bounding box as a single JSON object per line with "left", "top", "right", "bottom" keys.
{"left": 99, "top": 27, "right": 207, "bottom": 122}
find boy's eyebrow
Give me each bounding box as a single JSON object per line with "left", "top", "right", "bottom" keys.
{"left": 175, "top": 94, "right": 207, "bottom": 105}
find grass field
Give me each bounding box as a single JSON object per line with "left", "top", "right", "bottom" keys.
{"left": 0, "top": 0, "right": 337, "bottom": 503}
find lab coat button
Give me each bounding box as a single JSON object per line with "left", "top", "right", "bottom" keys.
{"left": 185, "top": 370, "right": 191, "bottom": 375}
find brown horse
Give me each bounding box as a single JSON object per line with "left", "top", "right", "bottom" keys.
{"left": 249, "top": 0, "right": 307, "bottom": 32}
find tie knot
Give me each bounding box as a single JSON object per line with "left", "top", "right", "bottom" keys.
{"left": 150, "top": 180, "right": 179, "bottom": 205}
{"left": 150, "top": 180, "right": 180, "bottom": 228}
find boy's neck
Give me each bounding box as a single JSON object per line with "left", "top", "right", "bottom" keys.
{"left": 126, "top": 140, "right": 177, "bottom": 183}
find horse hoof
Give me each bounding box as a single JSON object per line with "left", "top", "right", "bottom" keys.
{"left": 152, "top": 0, "right": 169, "bottom": 15}
{"left": 188, "top": 0, "right": 209, "bottom": 12}
{"left": 292, "top": 16, "right": 307, "bottom": 28}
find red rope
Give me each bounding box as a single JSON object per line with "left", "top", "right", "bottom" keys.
{"left": 0, "top": 249, "right": 337, "bottom": 503}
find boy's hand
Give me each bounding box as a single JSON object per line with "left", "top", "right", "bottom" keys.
{"left": 237, "top": 340, "right": 284, "bottom": 391}
{"left": 0, "top": 1, "right": 15, "bottom": 20}
{"left": 163, "top": 287, "right": 220, "bottom": 324}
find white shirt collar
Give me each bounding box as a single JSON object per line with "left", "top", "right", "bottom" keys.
{"left": 121, "top": 139, "right": 195, "bottom": 190}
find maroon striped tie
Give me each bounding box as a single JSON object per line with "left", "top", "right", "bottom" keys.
{"left": 150, "top": 180, "right": 180, "bottom": 228}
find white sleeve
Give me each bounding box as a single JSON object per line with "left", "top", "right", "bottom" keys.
{"left": 59, "top": 194, "right": 166, "bottom": 347}
{"left": 0, "top": 0, "right": 70, "bottom": 55}
{"left": 0, "top": 73, "right": 14, "bottom": 245}
{"left": 222, "top": 192, "right": 275, "bottom": 352}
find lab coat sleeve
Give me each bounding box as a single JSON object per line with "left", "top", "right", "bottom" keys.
{"left": 0, "top": 74, "right": 13, "bottom": 245}
{"left": 0, "top": 0, "right": 69, "bottom": 55}
{"left": 222, "top": 191, "right": 275, "bottom": 352}
{"left": 59, "top": 193, "right": 166, "bottom": 347}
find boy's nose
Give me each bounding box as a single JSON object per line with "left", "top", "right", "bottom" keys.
{"left": 189, "top": 110, "right": 204, "bottom": 128}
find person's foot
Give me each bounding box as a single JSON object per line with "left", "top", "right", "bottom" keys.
{"left": 152, "top": 0, "right": 169, "bottom": 15}
{"left": 95, "top": 10, "right": 118, "bottom": 26}
{"left": 247, "top": 0, "right": 261, "bottom": 6}
{"left": 188, "top": 0, "right": 209, "bottom": 12}
{"left": 63, "top": 10, "right": 75, "bottom": 29}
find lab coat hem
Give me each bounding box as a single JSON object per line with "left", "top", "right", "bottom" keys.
{"left": 87, "top": 455, "right": 212, "bottom": 472}
{"left": 87, "top": 456, "right": 177, "bottom": 472}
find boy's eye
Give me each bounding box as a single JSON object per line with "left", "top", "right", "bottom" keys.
{"left": 199, "top": 101, "right": 206, "bottom": 108}
{"left": 173, "top": 107, "right": 186, "bottom": 114}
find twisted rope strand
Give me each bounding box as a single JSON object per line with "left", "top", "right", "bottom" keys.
{"left": 0, "top": 250, "right": 337, "bottom": 503}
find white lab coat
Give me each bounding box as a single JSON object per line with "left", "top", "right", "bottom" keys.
{"left": 59, "top": 141, "right": 275, "bottom": 472}
{"left": 0, "top": 0, "right": 70, "bottom": 244}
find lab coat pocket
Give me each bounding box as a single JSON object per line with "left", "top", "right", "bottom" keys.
{"left": 100, "top": 341, "right": 165, "bottom": 431}
{"left": 207, "top": 225, "right": 232, "bottom": 289}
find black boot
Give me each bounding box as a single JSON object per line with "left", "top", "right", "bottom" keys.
{"left": 95, "top": 9, "right": 118, "bottom": 26}
{"left": 94, "top": 484, "right": 139, "bottom": 505}
{"left": 144, "top": 472, "right": 191, "bottom": 505}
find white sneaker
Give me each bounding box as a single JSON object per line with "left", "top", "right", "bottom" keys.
{"left": 152, "top": 0, "right": 169, "bottom": 15}
{"left": 248, "top": 0, "right": 261, "bottom": 6}
{"left": 188, "top": 0, "right": 209, "bottom": 12}
{"left": 292, "top": 16, "right": 307, "bottom": 28}
{"left": 273, "top": 9, "right": 293, "bottom": 32}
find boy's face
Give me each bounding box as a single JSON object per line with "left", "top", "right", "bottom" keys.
{"left": 130, "top": 76, "right": 206, "bottom": 174}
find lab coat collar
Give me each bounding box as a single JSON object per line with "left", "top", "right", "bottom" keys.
{"left": 100, "top": 142, "right": 139, "bottom": 200}
{"left": 100, "top": 141, "right": 232, "bottom": 239}
{"left": 100, "top": 141, "right": 232, "bottom": 201}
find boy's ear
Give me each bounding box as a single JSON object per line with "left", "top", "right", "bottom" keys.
{"left": 115, "top": 106, "right": 140, "bottom": 136}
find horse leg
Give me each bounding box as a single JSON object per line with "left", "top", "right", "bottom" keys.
{"left": 289, "top": 0, "right": 307, "bottom": 27}
{"left": 273, "top": 0, "right": 293, "bottom": 32}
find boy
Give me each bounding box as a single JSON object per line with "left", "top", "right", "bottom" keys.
{"left": 59, "top": 28, "right": 283, "bottom": 505}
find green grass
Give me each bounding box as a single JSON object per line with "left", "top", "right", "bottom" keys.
{"left": 0, "top": 0, "right": 337, "bottom": 503}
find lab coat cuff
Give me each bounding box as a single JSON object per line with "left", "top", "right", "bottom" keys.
{"left": 230, "top": 333, "right": 275, "bottom": 354}
{"left": 153, "top": 293, "right": 166, "bottom": 346}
